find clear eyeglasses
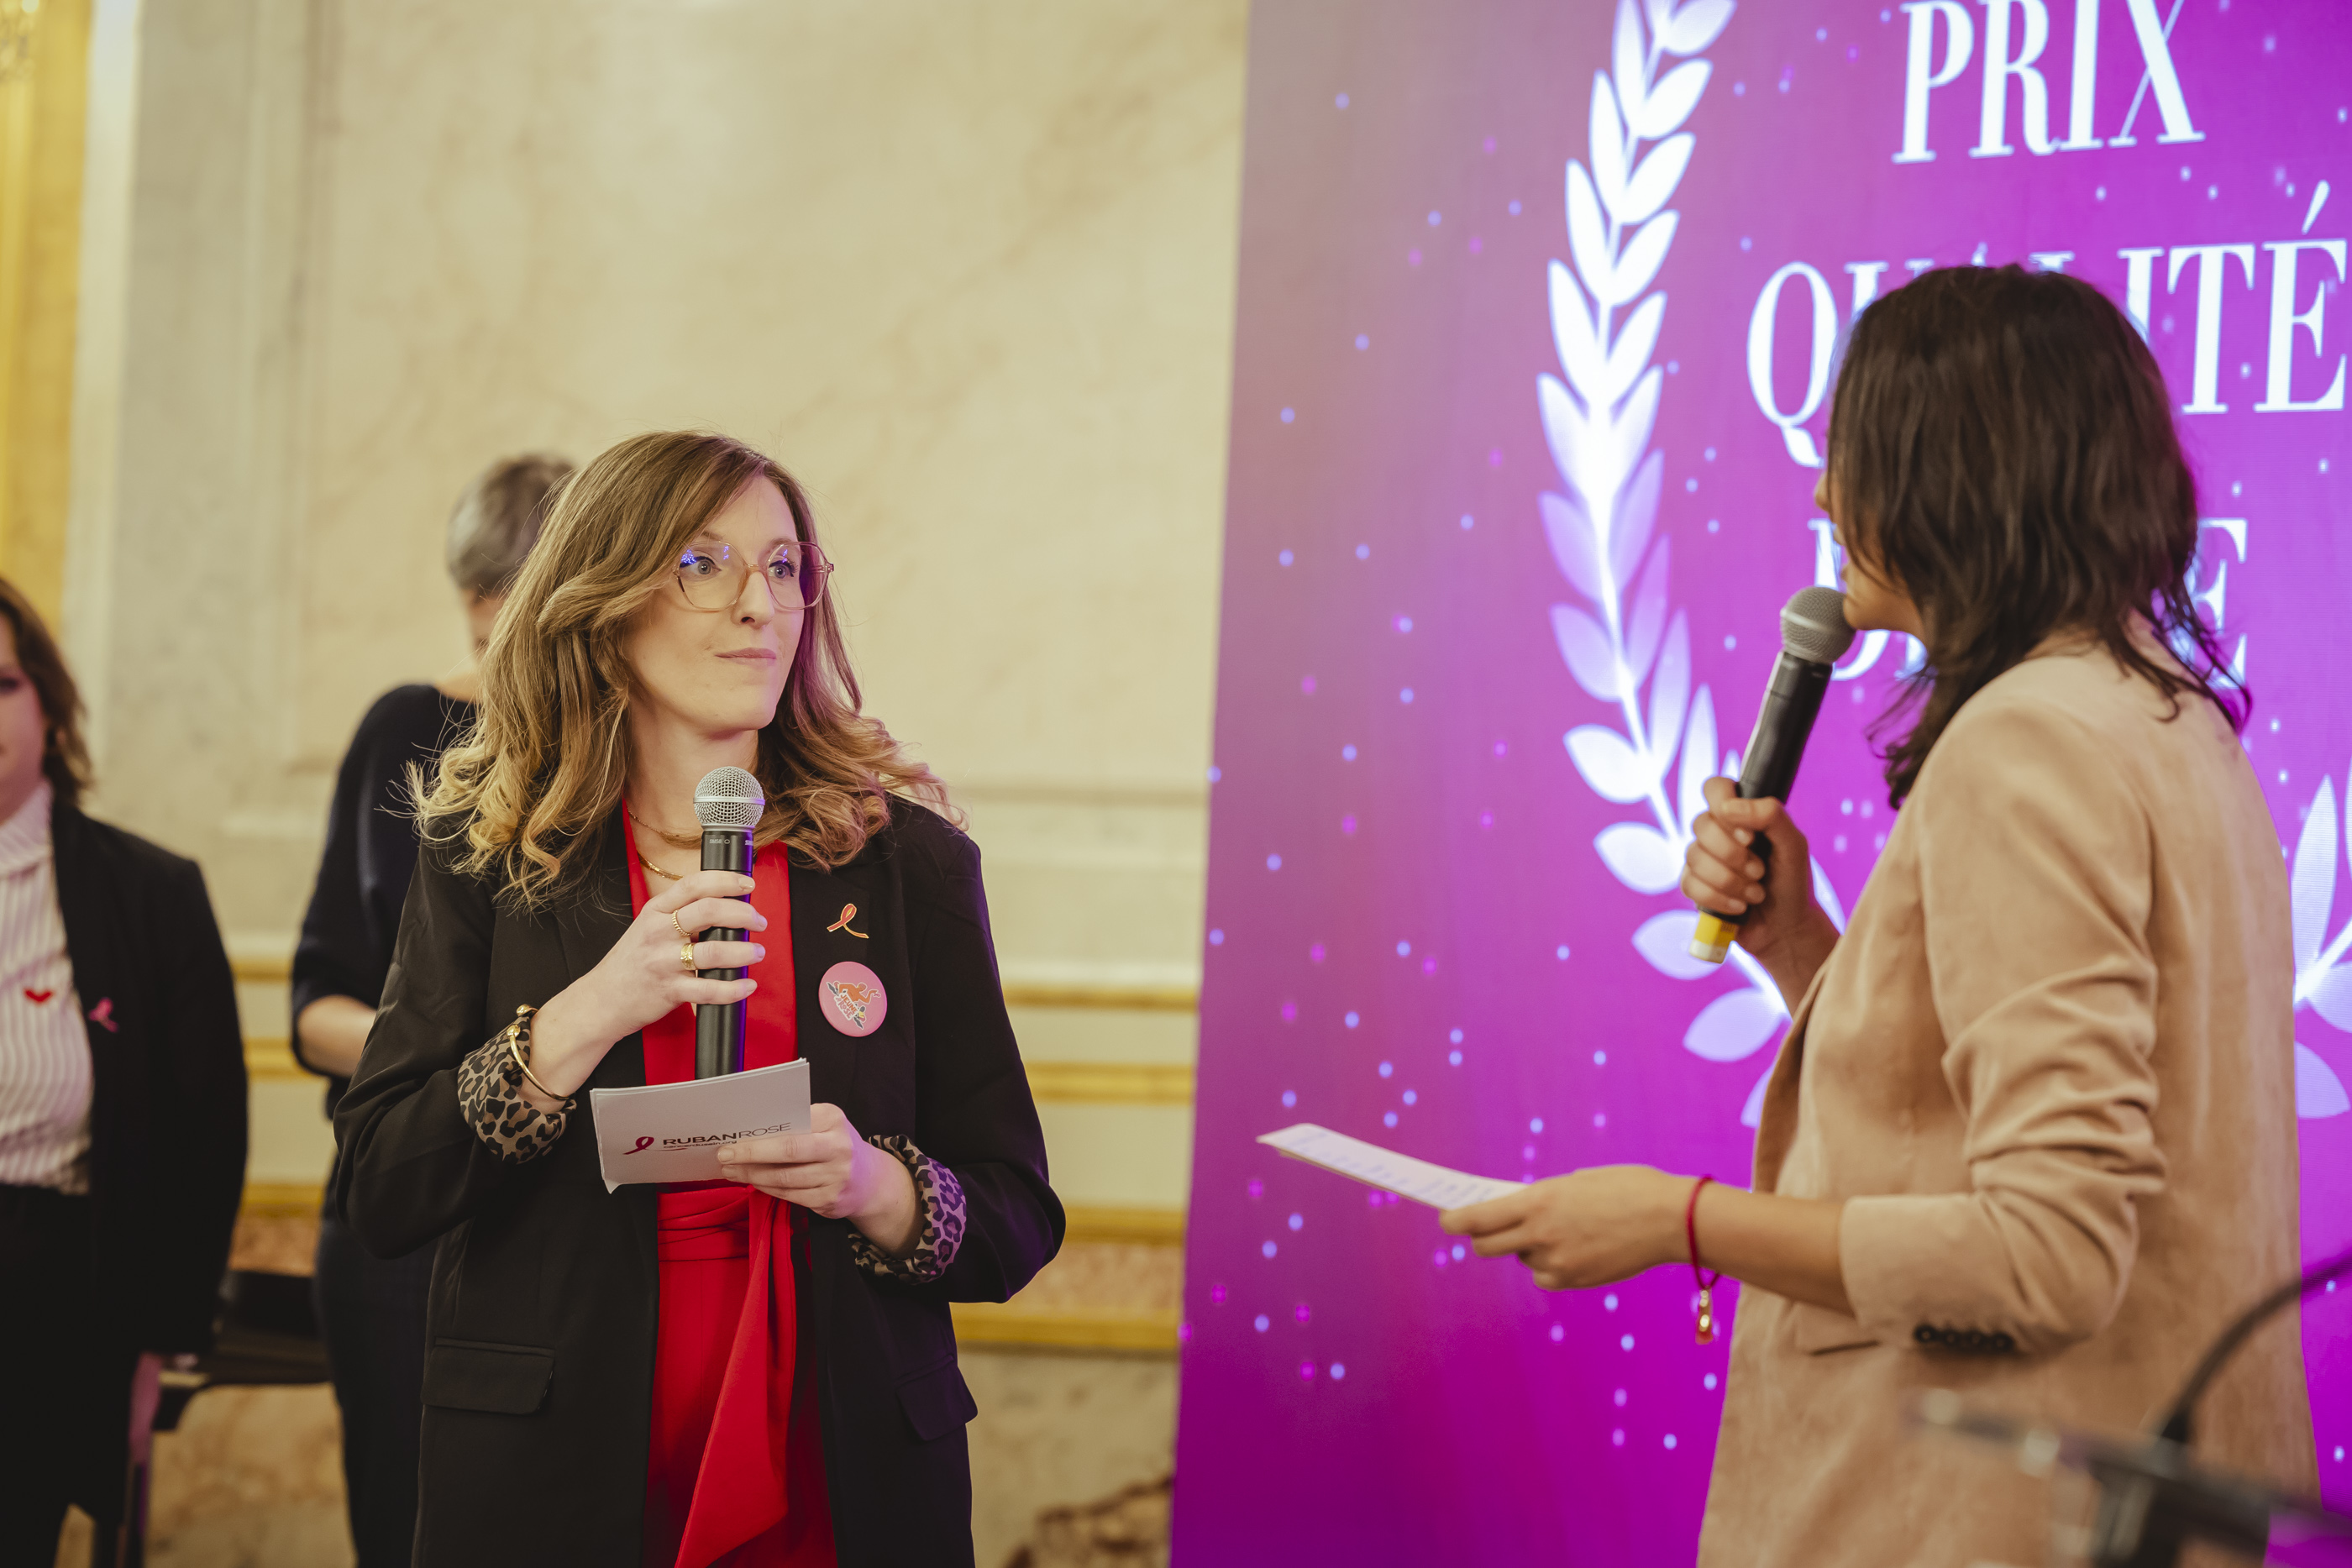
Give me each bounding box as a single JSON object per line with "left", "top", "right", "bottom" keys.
{"left": 673, "top": 539, "right": 834, "bottom": 613}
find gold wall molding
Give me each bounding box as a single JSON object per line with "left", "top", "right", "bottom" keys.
{"left": 0, "top": 0, "right": 87, "bottom": 624}
{"left": 245, "top": 1036, "right": 304, "bottom": 1081}
{"left": 249, "top": 1036, "right": 1194, "bottom": 1109}
{"left": 236, "top": 1182, "right": 1185, "bottom": 1354}
{"left": 949, "top": 1303, "right": 1179, "bottom": 1355}
{"left": 238, "top": 950, "right": 1200, "bottom": 1017}
{"left": 240, "top": 1180, "right": 1184, "bottom": 1248}
{"left": 1062, "top": 1204, "right": 1184, "bottom": 1247}
{"left": 1026, "top": 1060, "right": 1194, "bottom": 1107}
{"left": 239, "top": 1180, "right": 325, "bottom": 1218}
{"left": 1002, "top": 978, "right": 1197, "bottom": 1013}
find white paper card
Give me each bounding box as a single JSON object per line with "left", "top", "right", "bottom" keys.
{"left": 1256, "top": 1123, "right": 1524, "bottom": 1209}
{"left": 589, "top": 1059, "right": 812, "bottom": 1192}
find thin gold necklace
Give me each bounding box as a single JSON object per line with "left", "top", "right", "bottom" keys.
{"left": 626, "top": 804, "right": 701, "bottom": 850}
{"left": 638, "top": 852, "right": 682, "bottom": 882}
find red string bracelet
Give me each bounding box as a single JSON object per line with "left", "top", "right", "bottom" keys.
{"left": 1686, "top": 1175, "right": 1722, "bottom": 1344}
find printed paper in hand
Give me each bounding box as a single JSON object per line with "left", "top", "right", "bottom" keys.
{"left": 590, "top": 1059, "right": 812, "bottom": 1191}
{"left": 1256, "top": 1123, "right": 1523, "bottom": 1209}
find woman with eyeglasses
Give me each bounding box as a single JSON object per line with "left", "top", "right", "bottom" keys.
{"left": 333, "top": 431, "right": 1063, "bottom": 1568}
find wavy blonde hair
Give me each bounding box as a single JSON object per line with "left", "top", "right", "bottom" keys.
{"left": 417, "top": 430, "right": 951, "bottom": 908}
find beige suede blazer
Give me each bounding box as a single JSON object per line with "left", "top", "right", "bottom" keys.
{"left": 1695, "top": 640, "right": 2315, "bottom": 1568}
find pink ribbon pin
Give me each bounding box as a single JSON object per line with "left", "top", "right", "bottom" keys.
{"left": 87, "top": 998, "right": 118, "bottom": 1032}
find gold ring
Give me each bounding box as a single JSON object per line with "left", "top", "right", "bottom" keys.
{"left": 680, "top": 939, "right": 697, "bottom": 974}
{"left": 670, "top": 910, "right": 689, "bottom": 941}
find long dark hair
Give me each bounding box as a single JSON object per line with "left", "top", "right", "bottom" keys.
{"left": 0, "top": 579, "right": 93, "bottom": 809}
{"left": 1828, "top": 265, "right": 2245, "bottom": 804}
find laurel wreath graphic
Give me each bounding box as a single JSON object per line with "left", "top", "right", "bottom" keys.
{"left": 1541, "top": 0, "right": 1812, "bottom": 1119}
{"left": 2289, "top": 768, "right": 2352, "bottom": 1118}
{"left": 1541, "top": 3, "right": 2336, "bottom": 1128}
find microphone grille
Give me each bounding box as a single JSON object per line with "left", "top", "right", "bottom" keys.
{"left": 1780, "top": 586, "right": 1856, "bottom": 665}
{"left": 692, "top": 767, "right": 765, "bottom": 831}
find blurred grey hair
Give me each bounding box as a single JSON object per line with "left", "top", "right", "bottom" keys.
{"left": 445, "top": 454, "right": 575, "bottom": 596}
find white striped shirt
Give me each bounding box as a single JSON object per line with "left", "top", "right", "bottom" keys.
{"left": 0, "top": 779, "right": 91, "bottom": 1193}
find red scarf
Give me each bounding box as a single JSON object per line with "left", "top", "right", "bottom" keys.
{"left": 627, "top": 814, "right": 834, "bottom": 1568}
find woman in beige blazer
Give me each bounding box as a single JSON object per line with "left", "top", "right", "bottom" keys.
{"left": 1445, "top": 265, "right": 2315, "bottom": 1566}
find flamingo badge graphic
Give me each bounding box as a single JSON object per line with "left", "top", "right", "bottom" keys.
{"left": 818, "top": 961, "right": 887, "bottom": 1038}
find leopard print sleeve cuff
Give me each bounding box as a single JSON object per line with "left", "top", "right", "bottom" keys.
{"left": 455, "top": 1036, "right": 573, "bottom": 1164}
{"left": 847, "top": 1135, "right": 967, "bottom": 1284}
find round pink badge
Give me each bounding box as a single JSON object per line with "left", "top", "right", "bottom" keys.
{"left": 818, "top": 961, "right": 887, "bottom": 1038}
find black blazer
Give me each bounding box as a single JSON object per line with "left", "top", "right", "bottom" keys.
{"left": 332, "top": 800, "right": 1063, "bottom": 1568}
{"left": 50, "top": 798, "right": 248, "bottom": 1353}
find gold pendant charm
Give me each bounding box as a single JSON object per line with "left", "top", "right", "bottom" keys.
{"left": 1695, "top": 1287, "right": 1715, "bottom": 1345}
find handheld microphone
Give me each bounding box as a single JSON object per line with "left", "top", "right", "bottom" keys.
{"left": 1688, "top": 586, "right": 1856, "bottom": 965}
{"left": 691, "top": 766, "right": 764, "bottom": 1078}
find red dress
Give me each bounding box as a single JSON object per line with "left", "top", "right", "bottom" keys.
{"left": 626, "top": 816, "right": 837, "bottom": 1568}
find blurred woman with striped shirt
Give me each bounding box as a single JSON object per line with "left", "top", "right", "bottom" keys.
{"left": 0, "top": 579, "right": 246, "bottom": 1561}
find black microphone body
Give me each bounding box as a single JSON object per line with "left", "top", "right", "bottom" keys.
{"left": 692, "top": 825, "right": 753, "bottom": 1079}
{"left": 690, "top": 765, "right": 766, "bottom": 1079}
{"left": 1688, "top": 586, "right": 1855, "bottom": 963}
{"left": 1735, "top": 651, "right": 1835, "bottom": 808}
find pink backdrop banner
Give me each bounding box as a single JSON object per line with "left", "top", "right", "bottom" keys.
{"left": 1175, "top": 1, "right": 2352, "bottom": 1561}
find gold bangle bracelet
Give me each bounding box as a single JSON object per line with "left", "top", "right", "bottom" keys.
{"left": 501, "top": 1004, "right": 572, "bottom": 1108}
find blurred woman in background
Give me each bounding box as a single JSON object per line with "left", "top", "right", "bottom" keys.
{"left": 291, "top": 453, "right": 570, "bottom": 1567}
{"left": 333, "top": 431, "right": 1061, "bottom": 1566}
{"left": 0, "top": 580, "right": 245, "bottom": 1561}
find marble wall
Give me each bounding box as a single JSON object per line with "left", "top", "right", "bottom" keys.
{"left": 55, "top": 0, "right": 1246, "bottom": 1561}
{"left": 66, "top": 0, "right": 1242, "bottom": 1195}
{"left": 71, "top": 0, "right": 1243, "bottom": 910}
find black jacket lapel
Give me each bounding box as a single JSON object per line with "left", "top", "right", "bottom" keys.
{"left": 549, "top": 820, "right": 654, "bottom": 1256}
{"left": 554, "top": 817, "right": 643, "bottom": 1092}
{"left": 790, "top": 854, "right": 876, "bottom": 1119}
